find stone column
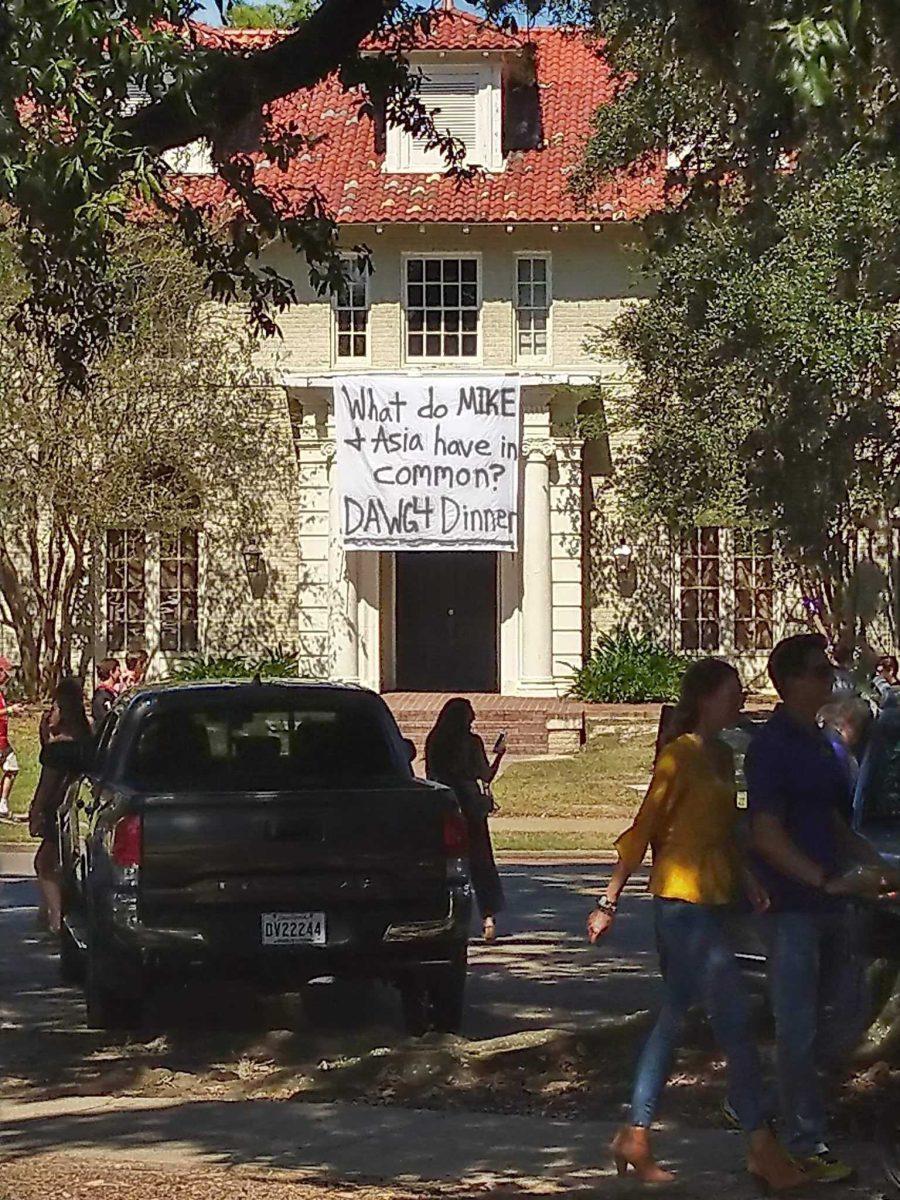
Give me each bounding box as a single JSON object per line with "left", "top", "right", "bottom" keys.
{"left": 520, "top": 440, "right": 556, "bottom": 695}
{"left": 328, "top": 450, "right": 360, "bottom": 684}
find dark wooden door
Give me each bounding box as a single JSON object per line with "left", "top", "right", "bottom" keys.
{"left": 395, "top": 552, "right": 498, "bottom": 692}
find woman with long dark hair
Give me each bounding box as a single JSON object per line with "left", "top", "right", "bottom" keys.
{"left": 425, "top": 697, "right": 506, "bottom": 941}
{"left": 587, "top": 658, "right": 804, "bottom": 1191}
{"left": 29, "top": 676, "right": 91, "bottom": 934}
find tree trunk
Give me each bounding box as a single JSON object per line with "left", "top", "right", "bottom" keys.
{"left": 0, "top": 516, "right": 90, "bottom": 700}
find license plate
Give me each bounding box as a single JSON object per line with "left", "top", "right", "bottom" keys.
{"left": 261, "top": 912, "right": 326, "bottom": 946}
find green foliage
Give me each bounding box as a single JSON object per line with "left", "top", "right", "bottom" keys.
{"left": 168, "top": 648, "right": 299, "bottom": 681}
{"left": 570, "top": 630, "right": 688, "bottom": 704}
{"left": 0, "top": 0, "right": 484, "bottom": 385}
{"left": 227, "top": 0, "right": 312, "bottom": 26}
{"left": 565, "top": 0, "right": 900, "bottom": 633}
{"left": 0, "top": 226, "right": 282, "bottom": 697}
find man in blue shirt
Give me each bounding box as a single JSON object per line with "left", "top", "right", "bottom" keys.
{"left": 747, "top": 634, "right": 898, "bottom": 1183}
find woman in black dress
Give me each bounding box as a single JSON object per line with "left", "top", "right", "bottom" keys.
{"left": 29, "top": 677, "right": 91, "bottom": 934}
{"left": 425, "top": 698, "right": 506, "bottom": 941}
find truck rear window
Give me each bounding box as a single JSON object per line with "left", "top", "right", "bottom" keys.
{"left": 125, "top": 697, "right": 404, "bottom": 790}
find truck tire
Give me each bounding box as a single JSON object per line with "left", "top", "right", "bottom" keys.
{"left": 85, "top": 935, "right": 143, "bottom": 1031}
{"left": 399, "top": 951, "right": 467, "bottom": 1036}
{"left": 399, "top": 975, "right": 430, "bottom": 1037}
{"left": 59, "top": 919, "right": 85, "bottom": 985}
{"left": 428, "top": 951, "right": 467, "bottom": 1034}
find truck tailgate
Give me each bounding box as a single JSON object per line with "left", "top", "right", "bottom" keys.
{"left": 137, "top": 784, "right": 455, "bottom": 943}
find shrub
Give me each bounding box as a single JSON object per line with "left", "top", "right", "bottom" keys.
{"left": 570, "top": 630, "right": 689, "bottom": 704}
{"left": 168, "top": 647, "right": 299, "bottom": 682}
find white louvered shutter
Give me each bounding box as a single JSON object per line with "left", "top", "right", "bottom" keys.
{"left": 411, "top": 72, "right": 481, "bottom": 168}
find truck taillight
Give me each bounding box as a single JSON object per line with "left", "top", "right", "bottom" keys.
{"left": 111, "top": 814, "right": 142, "bottom": 868}
{"left": 443, "top": 810, "right": 468, "bottom": 857}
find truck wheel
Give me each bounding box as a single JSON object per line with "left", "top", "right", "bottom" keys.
{"left": 85, "top": 937, "right": 143, "bottom": 1031}
{"left": 428, "top": 952, "right": 467, "bottom": 1034}
{"left": 59, "top": 919, "right": 85, "bottom": 985}
{"left": 399, "top": 975, "right": 430, "bottom": 1037}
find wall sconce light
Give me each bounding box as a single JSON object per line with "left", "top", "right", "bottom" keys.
{"left": 242, "top": 540, "right": 265, "bottom": 579}
{"left": 242, "top": 540, "right": 267, "bottom": 600}
{"left": 613, "top": 542, "right": 634, "bottom": 574}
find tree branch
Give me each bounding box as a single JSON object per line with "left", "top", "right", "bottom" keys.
{"left": 127, "top": 0, "right": 395, "bottom": 154}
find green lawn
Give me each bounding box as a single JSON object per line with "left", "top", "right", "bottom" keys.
{"left": 0, "top": 714, "right": 659, "bottom": 851}
{"left": 492, "top": 725, "right": 656, "bottom": 820}
{"left": 0, "top": 709, "right": 43, "bottom": 845}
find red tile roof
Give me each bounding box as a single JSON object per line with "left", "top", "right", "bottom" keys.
{"left": 175, "top": 16, "right": 666, "bottom": 226}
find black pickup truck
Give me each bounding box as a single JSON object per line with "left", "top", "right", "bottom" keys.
{"left": 57, "top": 681, "right": 472, "bottom": 1033}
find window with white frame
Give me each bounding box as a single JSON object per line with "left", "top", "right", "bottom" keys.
{"left": 679, "top": 526, "right": 775, "bottom": 653}
{"left": 106, "top": 529, "right": 147, "bottom": 654}
{"left": 335, "top": 258, "right": 370, "bottom": 360}
{"left": 386, "top": 63, "right": 502, "bottom": 173}
{"left": 159, "top": 530, "right": 200, "bottom": 653}
{"left": 680, "top": 527, "right": 722, "bottom": 652}
{"left": 105, "top": 528, "right": 199, "bottom": 655}
{"left": 734, "top": 529, "right": 774, "bottom": 652}
{"left": 515, "top": 255, "right": 551, "bottom": 360}
{"left": 405, "top": 256, "right": 479, "bottom": 359}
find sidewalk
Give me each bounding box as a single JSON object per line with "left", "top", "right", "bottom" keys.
{"left": 0, "top": 1094, "right": 877, "bottom": 1196}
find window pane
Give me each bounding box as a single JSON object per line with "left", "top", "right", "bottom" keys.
{"left": 406, "top": 258, "right": 480, "bottom": 358}
{"left": 701, "top": 622, "right": 720, "bottom": 651}
{"left": 700, "top": 527, "right": 719, "bottom": 555}
{"left": 408, "top": 260, "right": 424, "bottom": 282}
{"left": 336, "top": 256, "right": 369, "bottom": 360}
{"left": 700, "top": 590, "right": 719, "bottom": 619}
{"left": 681, "top": 621, "right": 699, "bottom": 652}
{"left": 516, "top": 257, "right": 550, "bottom": 359}
{"left": 701, "top": 559, "right": 719, "bottom": 587}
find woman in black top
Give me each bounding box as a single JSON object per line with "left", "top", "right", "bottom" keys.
{"left": 29, "top": 677, "right": 91, "bottom": 933}
{"left": 425, "top": 698, "right": 506, "bottom": 941}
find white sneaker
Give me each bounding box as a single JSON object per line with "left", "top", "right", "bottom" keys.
{"left": 0, "top": 803, "right": 9, "bottom": 818}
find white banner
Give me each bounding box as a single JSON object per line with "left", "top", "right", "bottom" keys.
{"left": 334, "top": 375, "right": 521, "bottom": 551}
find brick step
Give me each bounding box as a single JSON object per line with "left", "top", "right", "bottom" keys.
{"left": 384, "top": 695, "right": 585, "bottom": 757}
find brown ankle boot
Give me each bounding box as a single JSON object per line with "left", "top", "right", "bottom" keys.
{"left": 747, "top": 1129, "right": 807, "bottom": 1192}
{"left": 611, "top": 1127, "right": 676, "bottom": 1183}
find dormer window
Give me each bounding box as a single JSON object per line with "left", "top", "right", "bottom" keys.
{"left": 386, "top": 61, "right": 503, "bottom": 174}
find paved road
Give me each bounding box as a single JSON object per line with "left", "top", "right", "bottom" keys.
{"left": 0, "top": 858, "right": 660, "bottom": 1044}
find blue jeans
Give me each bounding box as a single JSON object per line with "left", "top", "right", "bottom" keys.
{"left": 631, "top": 898, "right": 765, "bottom": 1131}
{"left": 766, "top": 908, "right": 867, "bottom": 1157}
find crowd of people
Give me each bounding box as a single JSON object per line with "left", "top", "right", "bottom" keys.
{"left": 589, "top": 633, "right": 900, "bottom": 1189}
{"left": 0, "top": 650, "right": 150, "bottom": 933}
{"left": 0, "top": 632, "right": 898, "bottom": 1187}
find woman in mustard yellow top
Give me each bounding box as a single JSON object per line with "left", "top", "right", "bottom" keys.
{"left": 587, "top": 659, "right": 803, "bottom": 1192}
